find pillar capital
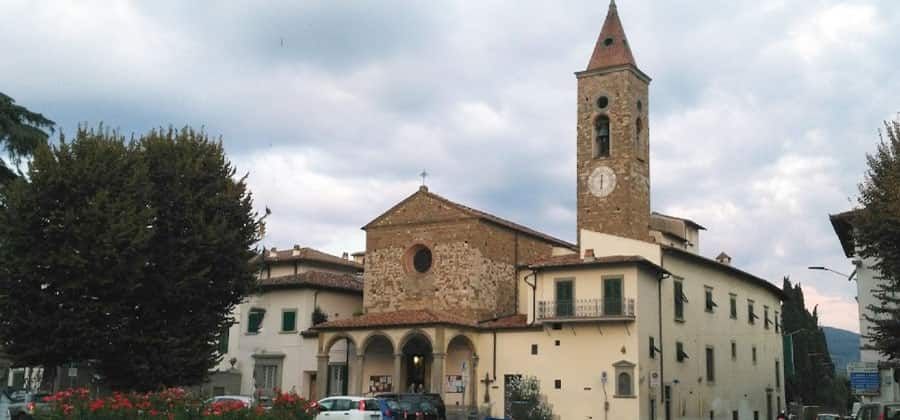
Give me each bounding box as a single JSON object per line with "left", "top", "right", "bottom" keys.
{"left": 432, "top": 352, "right": 446, "bottom": 358}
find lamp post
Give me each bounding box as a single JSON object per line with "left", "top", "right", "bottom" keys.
{"left": 807, "top": 266, "right": 857, "bottom": 281}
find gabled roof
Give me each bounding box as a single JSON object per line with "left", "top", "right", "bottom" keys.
{"left": 830, "top": 210, "right": 860, "bottom": 258}
{"left": 363, "top": 186, "right": 576, "bottom": 250}
{"left": 257, "top": 271, "right": 363, "bottom": 294}
{"left": 586, "top": 1, "right": 637, "bottom": 72}
{"left": 258, "top": 247, "right": 363, "bottom": 272}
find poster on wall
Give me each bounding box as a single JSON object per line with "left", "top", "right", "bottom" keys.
{"left": 369, "top": 375, "right": 392, "bottom": 393}
{"left": 446, "top": 375, "right": 464, "bottom": 393}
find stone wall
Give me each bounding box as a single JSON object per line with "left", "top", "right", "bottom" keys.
{"left": 576, "top": 67, "right": 651, "bottom": 242}
{"left": 363, "top": 193, "right": 557, "bottom": 320}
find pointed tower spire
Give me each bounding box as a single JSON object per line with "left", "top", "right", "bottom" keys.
{"left": 586, "top": 0, "right": 637, "bottom": 71}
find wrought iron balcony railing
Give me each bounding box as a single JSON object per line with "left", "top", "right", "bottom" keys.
{"left": 536, "top": 298, "right": 635, "bottom": 321}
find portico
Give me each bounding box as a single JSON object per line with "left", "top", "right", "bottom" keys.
{"left": 314, "top": 313, "right": 479, "bottom": 409}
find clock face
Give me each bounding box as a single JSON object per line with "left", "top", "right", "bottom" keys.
{"left": 588, "top": 166, "right": 617, "bottom": 198}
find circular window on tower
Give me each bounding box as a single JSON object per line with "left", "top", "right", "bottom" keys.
{"left": 406, "top": 244, "right": 433, "bottom": 274}
{"left": 597, "top": 96, "right": 609, "bottom": 109}
{"left": 603, "top": 37, "right": 614, "bottom": 47}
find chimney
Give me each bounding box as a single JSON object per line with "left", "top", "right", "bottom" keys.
{"left": 584, "top": 249, "right": 596, "bottom": 261}
{"left": 342, "top": 252, "right": 349, "bottom": 260}
{"left": 292, "top": 244, "right": 301, "bottom": 256}
{"left": 715, "top": 252, "right": 732, "bottom": 265}
{"left": 268, "top": 247, "right": 277, "bottom": 258}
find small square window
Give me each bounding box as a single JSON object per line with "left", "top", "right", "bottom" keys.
{"left": 281, "top": 310, "right": 297, "bottom": 332}
{"left": 555, "top": 340, "right": 560, "bottom": 346}
{"left": 554, "top": 379, "right": 561, "bottom": 389}
{"left": 552, "top": 323, "right": 562, "bottom": 330}
{"left": 531, "top": 344, "right": 538, "bottom": 355}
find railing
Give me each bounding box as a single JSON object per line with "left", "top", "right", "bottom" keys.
{"left": 536, "top": 298, "right": 635, "bottom": 321}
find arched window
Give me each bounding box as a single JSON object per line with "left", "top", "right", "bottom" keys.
{"left": 616, "top": 372, "right": 632, "bottom": 396}
{"left": 635, "top": 117, "right": 643, "bottom": 153}
{"left": 595, "top": 116, "right": 610, "bottom": 158}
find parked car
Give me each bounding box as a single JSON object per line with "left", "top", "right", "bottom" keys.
{"left": 205, "top": 395, "right": 255, "bottom": 408}
{"left": 375, "top": 394, "right": 445, "bottom": 420}
{"left": 7, "top": 392, "right": 51, "bottom": 420}
{"left": 315, "top": 396, "right": 382, "bottom": 420}
{"left": 854, "top": 402, "right": 900, "bottom": 420}
{"left": 816, "top": 414, "right": 842, "bottom": 420}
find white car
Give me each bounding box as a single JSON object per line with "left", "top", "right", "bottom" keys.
{"left": 315, "top": 396, "right": 382, "bottom": 420}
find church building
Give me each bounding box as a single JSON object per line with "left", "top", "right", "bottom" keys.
{"left": 313, "top": 2, "right": 785, "bottom": 419}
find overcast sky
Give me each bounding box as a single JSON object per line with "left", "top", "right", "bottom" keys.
{"left": 3, "top": 0, "right": 898, "bottom": 332}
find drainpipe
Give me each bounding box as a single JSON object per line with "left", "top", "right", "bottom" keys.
{"left": 492, "top": 330, "right": 497, "bottom": 380}
{"left": 524, "top": 269, "right": 539, "bottom": 326}
{"left": 658, "top": 252, "right": 670, "bottom": 416}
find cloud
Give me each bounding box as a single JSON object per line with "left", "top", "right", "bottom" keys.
{"left": 3, "top": 0, "right": 898, "bottom": 331}
{"left": 801, "top": 284, "right": 860, "bottom": 333}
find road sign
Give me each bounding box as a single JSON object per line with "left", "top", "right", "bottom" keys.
{"left": 848, "top": 362, "right": 880, "bottom": 395}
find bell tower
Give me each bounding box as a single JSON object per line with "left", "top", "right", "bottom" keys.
{"left": 576, "top": 0, "right": 651, "bottom": 243}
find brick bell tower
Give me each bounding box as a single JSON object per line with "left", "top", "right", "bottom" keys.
{"left": 576, "top": 0, "right": 651, "bottom": 243}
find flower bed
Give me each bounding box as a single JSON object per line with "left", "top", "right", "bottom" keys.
{"left": 37, "top": 388, "right": 317, "bottom": 420}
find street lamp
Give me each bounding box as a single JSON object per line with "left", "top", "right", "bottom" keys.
{"left": 808, "top": 266, "right": 857, "bottom": 281}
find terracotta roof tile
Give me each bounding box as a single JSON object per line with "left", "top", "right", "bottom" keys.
{"left": 258, "top": 271, "right": 363, "bottom": 294}
{"left": 261, "top": 247, "right": 363, "bottom": 271}
{"left": 586, "top": 1, "right": 637, "bottom": 71}
{"left": 478, "top": 314, "right": 530, "bottom": 329}
{"left": 313, "top": 309, "right": 477, "bottom": 330}
{"left": 525, "top": 254, "right": 665, "bottom": 273}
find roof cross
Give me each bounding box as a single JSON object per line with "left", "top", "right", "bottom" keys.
{"left": 419, "top": 169, "right": 428, "bottom": 186}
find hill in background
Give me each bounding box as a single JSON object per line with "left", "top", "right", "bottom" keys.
{"left": 823, "top": 326, "right": 860, "bottom": 375}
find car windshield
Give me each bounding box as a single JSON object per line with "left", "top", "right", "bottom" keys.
{"left": 885, "top": 405, "right": 900, "bottom": 419}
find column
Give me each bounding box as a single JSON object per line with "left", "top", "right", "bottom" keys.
{"left": 430, "top": 352, "right": 445, "bottom": 394}
{"left": 393, "top": 353, "right": 404, "bottom": 394}
{"left": 354, "top": 354, "right": 365, "bottom": 396}
{"left": 469, "top": 356, "right": 479, "bottom": 411}
{"left": 316, "top": 354, "right": 329, "bottom": 399}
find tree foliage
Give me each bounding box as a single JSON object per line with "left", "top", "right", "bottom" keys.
{"left": 0, "top": 92, "right": 54, "bottom": 184}
{"left": 781, "top": 277, "right": 849, "bottom": 410}
{"left": 0, "top": 126, "right": 261, "bottom": 391}
{"left": 507, "top": 376, "right": 554, "bottom": 420}
{"left": 856, "top": 120, "right": 900, "bottom": 360}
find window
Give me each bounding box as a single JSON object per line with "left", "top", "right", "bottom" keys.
{"left": 407, "top": 245, "right": 433, "bottom": 273}
{"left": 595, "top": 116, "right": 611, "bottom": 158}
{"left": 705, "top": 347, "right": 715, "bottom": 382}
{"left": 704, "top": 287, "right": 716, "bottom": 313}
{"left": 752, "top": 346, "right": 757, "bottom": 364}
{"left": 635, "top": 118, "right": 643, "bottom": 153}
{"left": 597, "top": 96, "right": 609, "bottom": 109}
{"left": 674, "top": 280, "right": 686, "bottom": 320}
{"left": 731, "top": 340, "right": 737, "bottom": 360}
{"left": 282, "top": 310, "right": 297, "bottom": 332}
{"left": 649, "top": 336, "right": 657, "bottom": 359}
{"left": 733, "top": 411, "right": 738, "bottom": 420}
{"left": 775, "top": 311, "right": 780, "bottom": 332}
{"left": 604, "top": 277, "right": 623, "bottom": 315}
{"left": 617, "top": 372, "right": 633, "bottom": 396}
{"left": 217, "top": 328, "right": 230, "bottom": 355}
{"left": 748, "top": 300, "right": 757, "bottom": 325}
{"left": 764, "top": 306, "right": 770, "bottom": 329}
{"left": 613, "top": 360, "right": 636, "bottom": 397}
{"left": 676, "top": 342, "right": 688, "bottom": 362}
{"left": 554, "top": 379, "right": 561, "bottom": 389}
{"left": 248, "top": 308, "right": 265, "bottom": 334}
{"left": 531, "top": 344, "right": 538, "bottom": 355}
{"left": 729, "top": 294, "right": 737, "bottom": 319}
{"left": 555, "top": 279, "right": 574, "bottom": 317}
{"left": 775, "top": 360, "right": 781, "bottom": 388}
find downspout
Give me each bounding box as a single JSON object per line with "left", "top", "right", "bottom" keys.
{"left": 524, "top": 269, "right": 539, "bottom": 326}
{"left": 493, "top": 330, "right": 497, "bottom": 380}
{"left": 658, "top": 252, "right": 669, "bottom": 416}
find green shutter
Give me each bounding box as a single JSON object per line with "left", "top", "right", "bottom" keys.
{"left": 282, "top": 310, "right": 297, "bottom": 332}
{"left": 248, "top": 309, "right": 265, "bottom": 333}
{"left": 218, "top": 328, "right": 230, "bottom": 354}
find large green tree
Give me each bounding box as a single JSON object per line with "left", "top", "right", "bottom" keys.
{"left": 0, "top": 92, "right": 54, "bottom": 184}
{"left": 781, "top": 277, "right": 849, "bottom": 411}
{"left": 0, "top": 127, "right": 261, "bottom": 391}
{"left": 855, "top": 120, "right": 900, "bottom": 360}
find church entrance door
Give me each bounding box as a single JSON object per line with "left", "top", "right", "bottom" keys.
{"left": 401, "top": 333, "right": 432, "bottom": 393}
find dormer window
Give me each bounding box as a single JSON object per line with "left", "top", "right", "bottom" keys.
{"left": 595, "top": 116, "right": 610, "bottom": 158}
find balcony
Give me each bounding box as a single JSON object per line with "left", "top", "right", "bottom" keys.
{"left": 536, "top": 298, "right": 636, "bottom": 322}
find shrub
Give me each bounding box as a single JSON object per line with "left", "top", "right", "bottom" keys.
{"left": 37, "top": 388, "right": 317, "bottom": 420}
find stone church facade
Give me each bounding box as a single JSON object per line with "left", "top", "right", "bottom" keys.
{"left": 314, "top": 2, "right": 786, "bottom": 419}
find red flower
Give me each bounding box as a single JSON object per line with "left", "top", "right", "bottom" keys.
{"left": 89, "top": 398, "right": 105, "bottom": 412}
